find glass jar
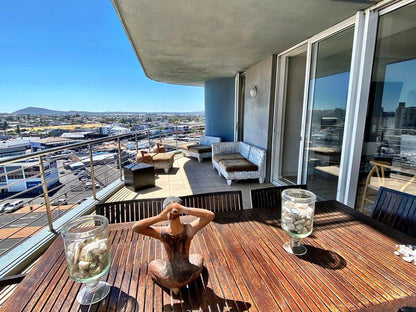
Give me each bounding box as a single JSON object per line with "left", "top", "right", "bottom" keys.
{"left": 62, "top": 215, "right": 111, "bottom": 305}
{"left": 281, "top": 188, "right": 316, "bottom": 255}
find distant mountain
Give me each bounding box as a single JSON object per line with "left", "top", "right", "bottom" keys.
{"left": 12, "top": 106, "right": 204, "bottom": 115}
{"left": 13, "top": 107, "right": 88, "bottom": 115}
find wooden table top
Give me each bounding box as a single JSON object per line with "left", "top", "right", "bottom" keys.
{"left": 3, "top": 200, "right": 416, "bottom": 312}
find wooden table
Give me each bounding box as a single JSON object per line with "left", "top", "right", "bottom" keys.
{"left": 3, "top": 201, "right": 416, "bottom": 311}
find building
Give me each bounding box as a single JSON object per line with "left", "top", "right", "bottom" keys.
{"left": 111, "top": 0, "right": 416, "bottom": 208}
{"left": 100, "top": 124, "right": 131, "bottom": 136}
{"left": 0, "top": 138, "right": 34, "bottom": 159}
{"left": 30, "top": 137, "right": 75, "bottom": 152}
{"left": 0, "top": 159, "right": 59, "bottom": 194}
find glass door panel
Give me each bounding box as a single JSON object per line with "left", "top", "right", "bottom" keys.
{"left": 357, "top": 3, "right": 416, "bottom": 211}
{"left": 280, "top": 50, "right": 307, "bottom": 184}
{"left": 303, "top": 27, "right": 354, "bottom": 200}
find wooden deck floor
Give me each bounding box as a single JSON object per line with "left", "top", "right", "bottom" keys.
{"left": 3, "top": 201, "right": 416, "bottom": 311}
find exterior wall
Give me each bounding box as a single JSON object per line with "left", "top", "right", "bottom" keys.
{"left": 244, "top": 56, "right": 275, "bottom": 150}
{"left": 204, "top": 78, "right": 235, "bottom": 142}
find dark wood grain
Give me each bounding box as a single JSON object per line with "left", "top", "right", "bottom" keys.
{"left": 371, "top": 187, "right": 416, "bottom": 237}
{"left": 3, "top": 200, "right": 416, "bottom": 311}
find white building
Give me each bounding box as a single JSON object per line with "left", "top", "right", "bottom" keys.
{"left": 0, "top": 159, "right": 59, "bottom": 194}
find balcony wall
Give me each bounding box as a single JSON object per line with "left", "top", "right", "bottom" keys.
{"left": 244, "top": 56, "right": 276, "bottom": 150}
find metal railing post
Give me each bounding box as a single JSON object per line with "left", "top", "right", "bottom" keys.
{"left": 175, "top": 126, "right": 178, "bottom": 150}
{"left": 159, "top": 127, "right": 162, "bottom": 144}
{"left": 135, "top": 133, "right": 138, "bottom": 155}
{"left": 118, "top": 138, "right": 123, "bottom": 180}
{"left": 39, "top": 156, "right": 54, "bottom": 232}
{"left": 148, "top": 131, "right": 151, "bottom": 152}
{"left": 88, "top": 144, "right": 97, "bottom": 200}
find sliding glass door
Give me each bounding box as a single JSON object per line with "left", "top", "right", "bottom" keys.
{"left": 302, "top": 27, "right": 355, "bottom": 200}
{"left": 279, "top": 48, "right": 307, "bottom": 185}
{"left": 356, "top": 2, "right": 416, "bottom": 211}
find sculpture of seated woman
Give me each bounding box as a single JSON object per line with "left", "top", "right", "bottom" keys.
{"left": 132, "top": 197, "right": 215, "bottom": 294}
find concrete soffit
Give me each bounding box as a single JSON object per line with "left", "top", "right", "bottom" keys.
{"left": 112, "top": 0, "right": 376, "bottom": 86}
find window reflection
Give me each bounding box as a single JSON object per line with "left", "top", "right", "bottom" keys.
{"left": 304, "top": 28, "right": 354, "bottom": 200}
{"left": 357, "top": 3, "right": 416, "bottom": 211}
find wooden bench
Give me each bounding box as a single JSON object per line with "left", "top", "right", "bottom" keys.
{"left": 250, "top": 185, "right": 307, "bottom": 211}
{"left": 370, "top": 186, "right": 416, "bottom": 238}
{"left": 96, "top": 191, "right": 243, "bottom": 223}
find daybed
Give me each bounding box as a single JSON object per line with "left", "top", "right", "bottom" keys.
{"left": 136, "top": 150, "right": 175, "bottom": 173}
{"left": 180, "top": 135, "right": 222, "bottom": 162}
{"left": 212, "top": 141, "right": 266, "bottom": 185}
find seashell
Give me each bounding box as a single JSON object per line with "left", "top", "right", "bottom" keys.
{"left": 78, "top": 261, "right": 90, "bottom": 270}
{"left": 98, "top": 254, "right": 107, "bottom": 264}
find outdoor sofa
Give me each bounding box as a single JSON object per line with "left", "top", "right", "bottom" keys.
{"left": 212, "top": 141, "right": 266, "bottom": 185}
{"left": 180, "top": 135, "right": 222, "bottom": 162}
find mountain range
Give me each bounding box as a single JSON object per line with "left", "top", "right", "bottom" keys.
{"left": 12, "top": 106, "right": 204, "bottom": 116}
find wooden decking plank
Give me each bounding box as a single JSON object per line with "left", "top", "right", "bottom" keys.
{"left": 211, "top": 218, "right": 281, "bottom": 311}
{"left": 313, "top": 208, "right": 400, "bottom": 303}
{"left": 235, "top": 214, "right": 329, "bottom": 311}
{"left": 201, "top": 224, "right": 257, "bottom": 310}
{"left": 1, "top": 237, "right": 64, "bottom": 311}
{"left": 263, "top": 210, "right": 382, "bottom": 308}
{"left": 116, "top": 228, "right": 137, "bottom": 311}
{"left": 199, "top": 226, "right": 252, "bottom": 312}
{"left": 323, "top": 216, "right": 416, "bottom": 290}
{"left": 195, "top": 231, "right": 234, "bottom": 311}
{"left": 199, "top": 233, "right": 244, "bottom": 312}
{"left": 190, "top": 233, "right": 216, "bottom": 311}
{"left": 5, "top": 202, "right": 416, "bottom": 311}
{"left": 246, "top": 212, "right": 349, "bottom": 311}
{"left": 223, "top": 220, "right": 291, "bottom": 311}
{"left": 37, "top": 255, "right": 71, "bottom": 311}
{"left": 153, "top": 238, "right": 164, "bottom": 312}
{"left": 239, "top": 214, "right": 317, "bottom": 311}
{"left": 200, "top": 225, "right": 256, "bottom": 312}
{"left": 250, "top": 213, "right": 364, "bottom": 311}
{"left": 108, "top": 229, "right": 132, "bottom": 311}
{"left": 203, "top": 224, "right": 251, "bottom": 311}
{"left": 315, "top": 214, "right": 408, "bottom": 300}
{"left": 325, "top": 225, "right": 412, "bottom": 299}
{"left": 144, "top": 237, "right": 156, "bottom": 312}
{"left": 22, "top": 249, "right": 66, "bottom": 311}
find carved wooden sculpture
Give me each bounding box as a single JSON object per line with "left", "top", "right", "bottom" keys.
{"left": 132, "top": 197, "right": 215, "bottom": 294}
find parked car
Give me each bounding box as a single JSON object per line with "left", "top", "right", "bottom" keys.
{"left": 0, "top": 202, "right": 11, "bottom": 213}
{"left": 52, "top": 198, "right": 68, "bottom": 206}
{"left": 4, "top": 200, "right": 25, "bottom": 213}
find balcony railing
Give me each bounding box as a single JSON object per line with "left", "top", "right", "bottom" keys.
{"left": 0, "top": 124, "right": 204, "bottom": 277}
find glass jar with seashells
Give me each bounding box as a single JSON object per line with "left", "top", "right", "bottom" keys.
{"left": 62, "top": 215, "right": 111, "bottom": 305}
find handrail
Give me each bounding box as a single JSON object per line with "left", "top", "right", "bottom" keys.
{"left": 0, "top": 123, "right": 205, "bottom": 262}
{"left": 0, "top": 123, "right": 204, "bottom": 165}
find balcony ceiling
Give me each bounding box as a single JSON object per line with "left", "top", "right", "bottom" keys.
{"left": 112, "top": 0, "right": 375, "bottom": 86}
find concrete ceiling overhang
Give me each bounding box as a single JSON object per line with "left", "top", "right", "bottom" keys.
{"left": 112, "top": 0, "right": 376, "bottom": 86}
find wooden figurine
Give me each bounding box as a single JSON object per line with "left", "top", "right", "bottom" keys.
{"left": 132, "top": 197, "right": 215, "bottom": 294}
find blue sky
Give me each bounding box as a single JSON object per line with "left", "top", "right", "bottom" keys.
{"left": 0, "top": 0, "right": 204, "bottom": 113}
{"left": 313, "top": 72, "right": 350, "bottom": 110}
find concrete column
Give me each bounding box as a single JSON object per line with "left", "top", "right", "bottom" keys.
{"left": 204, "top": 78, "right": 235, "bottom": 142}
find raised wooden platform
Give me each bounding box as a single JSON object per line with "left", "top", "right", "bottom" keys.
{"left": 3, "top": 201, "right": 416, "bottom": 311}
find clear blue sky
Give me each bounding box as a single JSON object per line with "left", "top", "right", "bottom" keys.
{"left": 0, "top": 0, "right": 204, "bottom": 113}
